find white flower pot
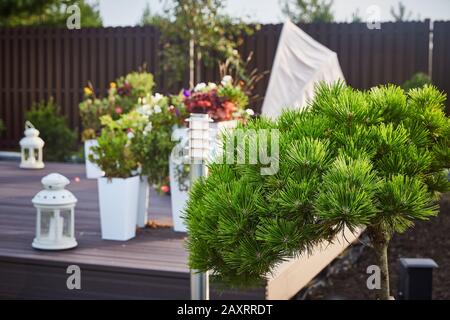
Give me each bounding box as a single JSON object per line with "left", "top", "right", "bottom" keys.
{"left": 169, "top": 120, "right": 237, "bottom": 232}
{"left": 169, "top": 152, "right": 190, "bottom": 232}
{"left": 137, "top": 175, "right": 150, "bottom": 228}
{"left": 98, "top": 176, "right": 139, "bottom": 241}
{"left": 84, "top": 139, "right": 104, "bottom": 179}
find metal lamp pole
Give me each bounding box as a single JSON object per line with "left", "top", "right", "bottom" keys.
{"left": 187, "top": 113, "right": 212, "bottom": 300}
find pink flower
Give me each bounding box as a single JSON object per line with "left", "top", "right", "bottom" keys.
{"left": 115, "top": 107, "right": 123, "bottom": 114}
{"left": 161, "top": 185, "right": 170, "bottom": 193}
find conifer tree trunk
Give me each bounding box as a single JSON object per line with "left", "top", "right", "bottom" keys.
{"left": 367, "top": 225, "right": 391, "bottom": 300}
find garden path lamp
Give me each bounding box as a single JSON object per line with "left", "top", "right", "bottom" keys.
{"left": 19, "top": 121, "right": 45, "bottom": 169}
{"left": 32, "top": 173, "right": 78, "bottom": 250}
{"left": 187, "top": 113, "right": 212, "bottom": 300}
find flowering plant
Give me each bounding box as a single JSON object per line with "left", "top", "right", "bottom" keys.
{"left": 79, "top": 71, "right": 155, "bottom": 141}
{"left": 182, "top": 76, "right": 253, "bottom": 122}
{"left": 131, "top": 93, "right": 185, "bottom": 193}
{"left": 89, "top": 114, "right": 140, "bottom": 179}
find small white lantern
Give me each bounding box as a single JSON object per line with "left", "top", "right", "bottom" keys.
{"left": 32, "top": 173, "right": 78, "bottom": 250}
{"left": 19, "top": 121, "right": 45, "bottom": 169}
{"left": 186, "top": 113, "right": 213, "bottom": 163}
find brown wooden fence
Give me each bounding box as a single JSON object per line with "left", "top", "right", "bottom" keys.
{"left": 0, "top": 21, "right": 439, "bottom": 149}
{"left": 432, "top": 21, "right": 450, "bottom": 112}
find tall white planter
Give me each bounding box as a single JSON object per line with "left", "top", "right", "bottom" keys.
{"left": 137, "top": 175, "right": 150, "bottom": 228}
{"left": 169, "top": 120, "right": 237, "bottom": 232}
{"left": 98, "top": 176, "right": 139, "bottom": 241}
{"left": 84, "top": 139, "right": 104, "bottom": 179}
{"left": 169, "top": 152, "right": 190, "bottom": 232}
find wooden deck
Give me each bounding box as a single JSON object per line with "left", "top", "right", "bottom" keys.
{"left": 0, "top": 160, "right": 264, "bottom": 299}
{"left": 0, "top": 160, "right": 361, "bottom": 300}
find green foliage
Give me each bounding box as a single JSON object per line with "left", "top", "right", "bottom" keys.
{"left": 79, "top": 70, "right": 155, "bottom": 140}
{"left": 78, "top": 95, "right": 111, "bottom": 140}
{"left": 142, "top": 0, "right": 255, "bottom": 87}
{"left": 218, "top": 83, "right": 249, "bottom": 111}
{"left": 185, "top": 82, "right": 450, "bottom": 287}
{"left": 0, "top": 0, "right": 102, "bottom": 27}
{"left": 281, "top": 0, "right": 334, "bottom": 23}
{"left": 402, "top": 73, "right": 432, "bottom": 92}
{"left": 139, "top": 3, "right": 167, "bottom": 26}
{"left": 131, "top": 94, "right": 180, "bottom": 188}
{"left": 390, "top": 1, "right": 413, "bottom": 22}
{"left": 115, "top": 71, "right": 155, "bottom": 110}
{"left": 90, "top": 93, "right": 184, "bottom": 186}
{"left": 89, "top": 114, "right": 140, "bottom": 179}
{"left": 25, "top": 98, "right": 76, "bottom": 162}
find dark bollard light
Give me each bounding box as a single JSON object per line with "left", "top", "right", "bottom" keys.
{"left": 397, "top": 258, "right": 438, "bottom": 300}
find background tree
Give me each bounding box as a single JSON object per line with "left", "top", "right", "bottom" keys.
{"left": 185, "top": 83, "right": 450, "bottom": 299}
{"left": 351, "top": 9, "right": 362, "bottom": 23}
{"left": 0, "top": 0, "right": 102, "bottom": 27}
{"left": 139, "top": 3, "right": 166, "bottom": 27}
{"left": 390, "top": 1, "right": 412, "bottom": 22}
{"left": 140, "top": 0, "right": 255, "bottom": 88}
{"left": 281, "top": 0, "right": 334, "bottom": 23}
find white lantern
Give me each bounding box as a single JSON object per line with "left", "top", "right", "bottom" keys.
{"left": 186, "top": 113, "right": 212, "bottom": 163}
{"left": 32, "top": 173, "right": 78, "bottom": 250}
{"left": 19, "top": 121, "right": 45, "bottom": 169}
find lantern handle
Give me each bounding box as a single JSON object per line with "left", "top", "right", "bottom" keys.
{"left": 25, "top": 121, "right": 35, "bottom": 129}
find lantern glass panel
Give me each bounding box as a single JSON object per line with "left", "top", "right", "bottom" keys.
{"left": 40, "top": 210, "right": 54, "bottom": 238}
{"left": 24, "top": 148, "right": 29, "bottom": 160}
{"left": 34, "top": 149, "right": 39, "bottom": 159}
{"left": 29, "top": 148, "right": 35, "bottom": 160}
{"left": 61, "top": 209, "right": 72, "bottom": 238}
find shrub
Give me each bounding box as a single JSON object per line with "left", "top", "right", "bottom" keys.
{"left": 79, "top": 70, "right": 155, "bottom": 140}
{"left": 89, "top": 114, "right": 140, "bottom": 179}
{"left": 181, "top": 76, "right": 251, "bottom": 122}
{"left": 184, "top": 82, "right": 450, "bottom": 299}
{"left": 402, "top": 72, "right": 431, "bottom": 91}
{"left": 25, "top": 99, "right": 76, "bottom": 162}
{"left": 93, "top": 93, "right": 185, "bottom": 189}
{"left": 132, "top": 94, "right": 181, "bottom": 190}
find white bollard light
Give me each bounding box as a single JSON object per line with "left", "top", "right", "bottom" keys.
{"left": 187, "top": 113, "right": 212, "bottom": 300}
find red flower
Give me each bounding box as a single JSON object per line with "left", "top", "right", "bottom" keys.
{"left": 117, "top": 82, "right": 132, "bottom": 96}
{"left": 161, "top": 185, "right": 170, "bottom": 193}
{"left": 183, "top": 88, "right": 238, "bottom": 122}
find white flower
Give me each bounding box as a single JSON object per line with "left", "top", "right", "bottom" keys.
{"left": 143, "top": 122, "right": 153, "bottom": 136}
{"left": 221, "top": 75, "right": 233, "bottom": 86}
{"left": 194, "top": 82, "right": 207, "bottom": 92}
{"left": 153, "top": 93, "right": 164, "bottom": 103}
{"left": 207, "top": 82, "right": 217, "bottom": 90}
{"left": 127, "top": 131, "right": 135, "bottom": 140}
{"left": 137, "top": 104, "right": 152, "bottom": 116}
{"left": 154, "top": 105, "right": 162, "bottom": 114}
{"left": 245, "top": 108, "right": 255, "bottom": 116}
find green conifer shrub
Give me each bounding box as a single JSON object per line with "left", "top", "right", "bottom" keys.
{"left": 184, "top": 82, "right": 450, "bottom": 299}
